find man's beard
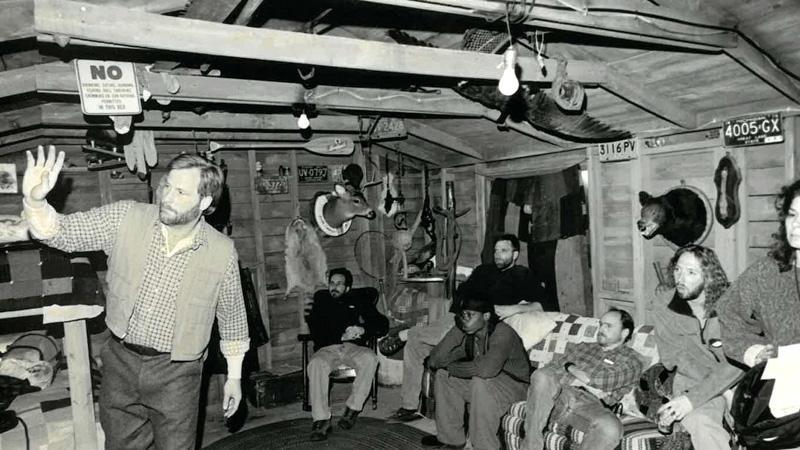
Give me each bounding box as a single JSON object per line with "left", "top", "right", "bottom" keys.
{"left": 676, "top": 283, "right": 704, "bottom": 301}
{"left": 494, "top": 257, "right": 513, "bottom": 270}
{"left": 159, "top": 202, "right": 201, "bottom": 226}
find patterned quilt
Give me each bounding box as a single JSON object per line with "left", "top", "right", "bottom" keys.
{"left": 501, "top": 314, "right": 673, "bottom": 450}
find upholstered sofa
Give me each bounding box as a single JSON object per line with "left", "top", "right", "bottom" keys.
{"left": 500, "top": 313, "right": 677, "bottom": 450}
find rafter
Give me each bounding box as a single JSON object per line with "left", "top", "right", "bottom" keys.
{"left": 39, "top": 103, "right": 364, "bottom": 131}
{"left": 0, "top": 0, "right": 34, "bottom": 42}
{"left": 33, "top": 0, "right": 606, "bottom": 84}
{"left": 356, "top": 0, "right": 736, "bottom": 51}
{"left": 405, "top": 120, "right": 483, "bottom": 160}
{"left": 0, "top": 67, "right": 36, "bottom": 99}
{"left": 30, "top": 62, "right": 485, "bottom": 117}
{"left": 725, "top": 38, "right": 800, "bottom": 105}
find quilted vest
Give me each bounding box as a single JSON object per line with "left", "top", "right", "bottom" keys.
{"left": 104, "top": 202, "right": 234, "bottom": 361}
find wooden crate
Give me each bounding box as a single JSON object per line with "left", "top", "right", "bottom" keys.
{"left": 249, "top": 370, "right": 304, "bottom": 408}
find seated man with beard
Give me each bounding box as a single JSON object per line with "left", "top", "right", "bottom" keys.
{"left": 521, "top": 309, "right": 643, "bottom": 450}
{"left": 386, "top": 234, "right": 549, "bottom": 423}
{"left": 306, "top": 268, "right": 388, "bottom": 441}
{"left": 651, "top": 245, "right": 742, "bottom": 450}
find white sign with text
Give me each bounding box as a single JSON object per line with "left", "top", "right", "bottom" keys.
{"left": 598, "top": 138, "right": 639, "bottom": 162}
{"left": 74, "top": 60, "right": 141, "bottom": 115}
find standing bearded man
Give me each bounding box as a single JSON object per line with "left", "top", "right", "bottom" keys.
{"left": 22, "top": 146, "right": 249, "bottom": 449}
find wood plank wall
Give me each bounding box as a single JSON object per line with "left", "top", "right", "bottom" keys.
{"left": 0, "top": 140, "right": 440, "bottom": 371}
{"left": 589, "top": 116, "right": 800, "bottom": 325}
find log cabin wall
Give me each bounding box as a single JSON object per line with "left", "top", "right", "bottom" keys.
{"left": 588, "top": 116, "right": 800, "bottom": 326}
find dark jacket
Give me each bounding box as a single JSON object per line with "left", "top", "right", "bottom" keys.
{"left": 308, "top": 287, "right": 389, "bottom": 352}
{"left": 428, "top": 321, "right": 530, "bottom": 382}
{"left": 453, "top": 264, "right": 550, "bottom": 313}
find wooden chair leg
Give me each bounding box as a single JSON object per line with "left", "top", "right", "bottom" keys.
{"left": 301, "top": 337, "right": 311, "bottom": 412}
{"left": 372, "top": 369, "right": 378, "bottom": 410}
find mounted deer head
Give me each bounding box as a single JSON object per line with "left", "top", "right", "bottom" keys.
{"left": 312, "top": 184, "right": 376, "bottom": 237}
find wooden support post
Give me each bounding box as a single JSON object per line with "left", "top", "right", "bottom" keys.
{"left": 97, "top": 171, "right": 112, "bottom": 205}
{"left": 474, "top": 169, "right": 487, "bottom": 255}
{"left": 587, "top": 148, "right": 601, "bottom": 318}
{"left": 734, "top": 146, "right": 749, "bottom": 278}
{"left": 248, "top": 150, "right": 271, "bottom": 370}
{"left": 63, "top": 319, "right": 98, "bottom": 450}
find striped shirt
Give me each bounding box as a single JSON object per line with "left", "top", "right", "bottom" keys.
{"left": 26, "top": 200, "right": 249, "bottom": 358}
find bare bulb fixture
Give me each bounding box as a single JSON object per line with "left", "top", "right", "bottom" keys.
{"left": 498, "top": 47, "right": 519, "bottom": 96}
{"left": 297, "top": 112, "right": 311, "bottom": 129}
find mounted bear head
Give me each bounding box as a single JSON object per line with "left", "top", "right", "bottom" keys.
{"left": 638, "top": 188, "right": 709, "bottom": 247}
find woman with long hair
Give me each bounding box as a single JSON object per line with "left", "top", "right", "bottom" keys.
{"left": 717, "top": 179, "right": 800, "bottom": 367}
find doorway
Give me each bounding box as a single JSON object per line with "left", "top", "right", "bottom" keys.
{"left": 480, "top": 164, "right": 593, "bottom": 316}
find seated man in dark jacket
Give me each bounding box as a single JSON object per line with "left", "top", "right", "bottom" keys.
{"left": 421, "top": 296, "right": 530, "bottom": 450}
{"left": 307, "top": 268, "right": 389, "bottom": 441}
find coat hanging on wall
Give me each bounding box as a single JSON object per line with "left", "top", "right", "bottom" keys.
{"left": 714, "top": 153, "right": 742, "bottom": 229}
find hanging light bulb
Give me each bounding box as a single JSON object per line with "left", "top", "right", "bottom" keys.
{"left": 297, "top": 112, "right": 311, "bottom": 129}
{"left": 498, "top": 47, "right": 519, "bottom": 96}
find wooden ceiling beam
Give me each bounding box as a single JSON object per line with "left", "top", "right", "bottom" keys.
{"left": 356, "top": 0, "right": 736, "bottom": 51}
{"left": 0, "top": 67, "right": 36, "bottom": 99}
{"left": 0, "top": 0, "right": 34, "bottom": 42}
{"left": 78, "top": 0, "right": 188, "bottom": 14}
{"left": 32, "top": 62, "right": 485, "bottom": 117}
{"left": 33, "top": 0, "right": 607, "bottom": 84}
{"left": 35, "top": 128, "right": 358, "bottom": 142}
{"left": 725, "top": 39, "right": 800, "bottom": 105}
{"left": 375, "top": 141, "right": 445, "bottom": 167}
{"left": 0, "top": 105, "right": 42, "bottom": 135}
{"left": 405, "top": 120, "right": 484, "bottom": 160}
{"left": 559, "top": 46, "right": 698, "bottom": 129}
{"left": 39, "top": 103, "right": 365, "bottom": 131}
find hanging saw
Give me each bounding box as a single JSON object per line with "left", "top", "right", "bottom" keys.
{"left": 208, "top": 136, "right": 354, "bottom": 156}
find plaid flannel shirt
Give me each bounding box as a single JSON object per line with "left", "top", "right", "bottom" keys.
{"left": 550, "top": 341, "right": 643, "bottom": 405}
{"left": 24, "top": 200, "right": 249, "bottom": 373}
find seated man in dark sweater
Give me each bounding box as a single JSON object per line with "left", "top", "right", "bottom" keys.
{"left": 387, "top": 233, "right": 549, "bottom": 423}
{"left": 420, "top": 296, "right": 530, "bottom": 449}
{"left": 307, "top": 268, "right": 389, "bottom": 441}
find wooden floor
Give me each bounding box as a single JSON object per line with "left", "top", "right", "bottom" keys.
{"left": 200, "top": 383, "right": 438, "bottom": 448}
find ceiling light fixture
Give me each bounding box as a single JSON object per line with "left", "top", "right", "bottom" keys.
{"left": 297, "top": 112, "right": 311, "bottom": 129}
{"left": 293, "top": 103, "right": 316, "bottom": 130}
{"left": 498, "top": 5, "right": 519, "bottom": 96}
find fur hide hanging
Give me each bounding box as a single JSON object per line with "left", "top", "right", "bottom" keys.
{"left": 284, "top": 218, "right": 328, "bottom": 299}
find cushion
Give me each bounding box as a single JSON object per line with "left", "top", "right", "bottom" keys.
{"left": 527, "top": 314, "right": 600, "bottom": 369}
{"left": 502, "top": 402, "right": 676, "bottom": 450}
{"left": 504, "top": 311, "right": 559, "bottom": 350}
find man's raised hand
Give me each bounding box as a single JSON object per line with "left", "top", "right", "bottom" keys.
{"left": 23, "top": 145, "right": 65, "bottom": 207}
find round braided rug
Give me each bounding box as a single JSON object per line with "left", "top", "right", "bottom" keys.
{"left": 203, "top": 417, "right": 430, "bottom": 450}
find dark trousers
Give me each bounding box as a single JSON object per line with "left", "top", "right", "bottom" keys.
{"left": 100, "top": 338, "right": 203, "bottom": 450}
{"left": 434, "top": 369, "right": 527, "bottom": 450}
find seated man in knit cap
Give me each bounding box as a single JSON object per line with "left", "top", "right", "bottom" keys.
{"left": 420, "top": 295, "right": 530, "bottom": 450}
{"left": 386, "top": 233, "right": 549, "bottom": 423}
{"left": 306, "top": 268, "right": 389, "bottom": 441}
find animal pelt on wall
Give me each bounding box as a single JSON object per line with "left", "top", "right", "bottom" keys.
{"left": 284, "top": 217, "right": 328, "bottom": 301}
